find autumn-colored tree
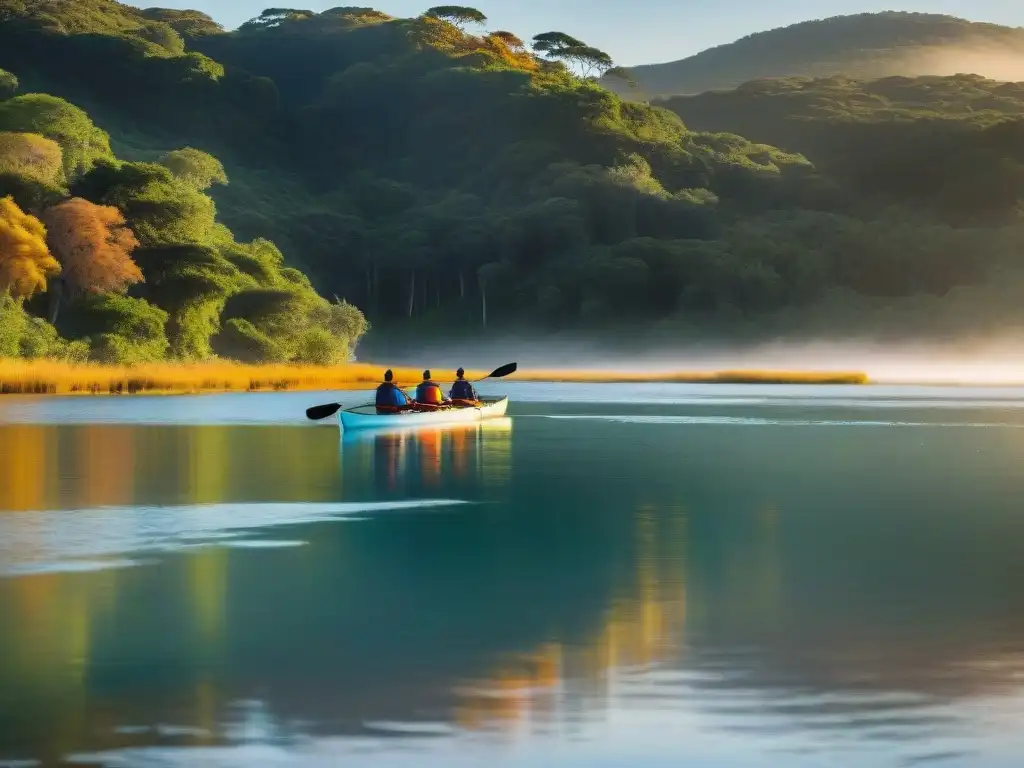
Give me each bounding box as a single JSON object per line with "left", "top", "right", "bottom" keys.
{"left": 42, "top": 198, "right": 142, "bottom": 298}
{"left": 0, "top": 196, "right": 59, "bottom": 299}
{"left": 489, "top": 31, "right": 525, "bottom": 50}
{"left": 0, "top": 132, "right": 63, "bottom": 183}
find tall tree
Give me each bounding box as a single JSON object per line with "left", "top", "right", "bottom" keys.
{"left": 0, "top": 196, "right": 59, "bottom": 299}
{"left": 424, "top": 6, "right": 487, "bottom": 30}
{"left": 43, "top": 198, "right": 143, "bottom": 297}
{"left": 531, "top": 32, "right": 617, "bottom": 79}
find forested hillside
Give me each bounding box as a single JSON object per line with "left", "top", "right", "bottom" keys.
{"left": 615, "top": 13, "right": 1024, "bottom": 98}
{"left": 2, "top": 2, "right": 1024, "bottom": 363}
{"left": 658, "top": 74, "right": 1024, "bottom": 226}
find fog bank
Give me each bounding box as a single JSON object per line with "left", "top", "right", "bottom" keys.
{"left": 359, "top": 334, "right": 1024, "bottom": 385}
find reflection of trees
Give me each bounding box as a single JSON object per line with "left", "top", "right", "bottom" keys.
{"left": 7, "top": 417, "right": 1024, "bottom": 761}
{"left": 349, "top": 418, "right": 513, "bottom": 498}
{"left": 454, "top": 505, "right": 689, "bottom": 732}
{"left": 0, "top": 424, "right": 344, "bottom": 513}
{"left": 0, "top": 425, "right": 54, "bottom": 511}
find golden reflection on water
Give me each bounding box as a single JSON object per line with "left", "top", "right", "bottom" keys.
{"left": 9, "top": 413, "right": 1024, "bottom": 761}
{"left": 0, "top": 424, "right": 345, "bottom": 512}
{"left": 454, "top": 504, "right": 690, "bottom": 733}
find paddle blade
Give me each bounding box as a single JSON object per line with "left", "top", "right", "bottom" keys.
{"left": 486, "top": 362, "right": 517, "bottom": 380}
{"left": 306, "top": 402, "right": 342, "bottom": 421}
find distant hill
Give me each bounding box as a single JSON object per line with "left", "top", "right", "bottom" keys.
{"left": 612, "top": 13, "right": 1024, "bottom": 98}
{"left": 659, "top": 73, "right": 1024, "bottom": 141}
{"left": 658, "top": 73, "right": 1024, "bottom": 227}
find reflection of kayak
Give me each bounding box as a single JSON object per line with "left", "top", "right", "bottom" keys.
{"left": 339, "top": 396, "right": 509, "bottom": 432}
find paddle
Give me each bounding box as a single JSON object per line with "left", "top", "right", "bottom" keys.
{"left": 304, "top": 362, "right": 518, "bottom": 421}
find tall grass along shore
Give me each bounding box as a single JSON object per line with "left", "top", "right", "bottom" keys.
{"left": 0, "top": 360, "right": 868, "bottom": 395}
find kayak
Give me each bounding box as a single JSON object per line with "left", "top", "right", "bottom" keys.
{"left": 338, "top": 396, "right": 509, "bottom": 432}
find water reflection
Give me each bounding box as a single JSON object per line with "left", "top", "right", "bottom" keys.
{"left": 340, "top": 418, "right": 513, "bottom": 496}
{"left": 3, "top": 406, "right": 1024, "bottom": 766}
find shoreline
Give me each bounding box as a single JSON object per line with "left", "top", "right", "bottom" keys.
{"left": 0, "top": 361, "right": 869, "bottom": 395}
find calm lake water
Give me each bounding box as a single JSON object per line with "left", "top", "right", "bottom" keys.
{"left": 3, "top": 382, "right": 1024, "bottom": 767}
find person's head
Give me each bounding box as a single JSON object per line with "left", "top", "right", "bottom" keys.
{"left": 423, "top": 369, "right": 431, "bottom": 381}
{"left": 384, "top": 369, "right": 393, "bottom": 382}
{"left": 456, "top": 367, "right": 465, "bottom": 379}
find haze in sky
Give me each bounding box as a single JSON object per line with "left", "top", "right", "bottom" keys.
{"left": 136, "top": 0, "right": 1022, "bottom": 65}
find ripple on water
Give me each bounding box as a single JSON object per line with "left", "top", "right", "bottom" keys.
{"left": 529, "top": 414, "right": 1024, "bottom": 428}
{"left": 0, "top": 500, "right": 469, "bottom": 577}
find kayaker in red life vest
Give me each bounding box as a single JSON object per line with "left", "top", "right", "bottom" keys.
{"left": 449, "top": 368, "right": 478, "bottom": 403}
{"left": 415, "top": 370, "right": 448, "bottom": 408}
{"left": 375, "top": 369, "right": 412, "bottom": 414}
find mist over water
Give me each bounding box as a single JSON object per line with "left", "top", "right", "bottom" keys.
{"left": 360, "top": 334, "right": 1024, "bottom": 384}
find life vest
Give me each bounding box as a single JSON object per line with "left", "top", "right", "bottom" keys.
{"left": 415, "top": 380, "right": 444, "bottom": 405}
{"left": 449, "top": 379, "right": 476, "bottom": 401}
{"left": 376, "top": 382, "right": 409, "bottom": 410}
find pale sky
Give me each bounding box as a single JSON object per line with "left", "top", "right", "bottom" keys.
{"left": 136, "top": 1, "right": 1024, "bottom": 66}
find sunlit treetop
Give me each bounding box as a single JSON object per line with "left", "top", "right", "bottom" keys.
{"left": 424, "top": 6, "right": 487, "bottom": 31}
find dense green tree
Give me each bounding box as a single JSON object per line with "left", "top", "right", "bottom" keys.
{"left": 0, "top": 95, "right": 112, "bottom": 181}
{"left": 1, "top": 1, "right": 1024, "bottom": 355}
{"left": 0, "top": 70, "right": 17, "bottom": 101}
{"left": 159, "top": 148, "right": 229, "bottom": 190}
{"left": 62, "top": 293, "right": 170, "bottom": 364}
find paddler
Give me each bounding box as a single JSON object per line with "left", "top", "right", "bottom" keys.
{"left": 449, "top": 367, "right": 478, "bottom": 404}
{"left": 375, "top": 369, "right": 412, "bottom": 414}
{"left": 415, "top": 369, "right": 448, "bottom": 408}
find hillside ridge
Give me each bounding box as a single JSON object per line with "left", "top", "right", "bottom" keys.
{"left": 612, "top": 12, "right": 1024, "bottom": 97}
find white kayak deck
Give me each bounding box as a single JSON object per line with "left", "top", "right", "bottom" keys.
{"left": 338, "top": 396, "right": 509, "bottom": 431}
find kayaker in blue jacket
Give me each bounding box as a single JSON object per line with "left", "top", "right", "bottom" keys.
{"left": 415, "top": 370, "right": 448, "bottom": 408}
{"left": 375, "top": 369, "right": 412, "bottom": 413}
{"left": 449, "top": 368, "right": 478, "bottom": 402}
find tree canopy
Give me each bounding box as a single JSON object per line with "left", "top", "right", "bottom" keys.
{"left": 43, "top": 198, "right": 143, "bottom": 296}
{"left": 424, "top": 6, "right": 487, "bottom": 30}
{"left": 159, "top": 148, "right": 229, "bottom": 190}
{"left": 0, "top": 69, "right": 17, "bottom": 100}
{"left": 531, "top": 32, "right": 618, "bottom": 79}
{"left": 0, "top": 196, "right": 59, "bottom": 299}
{"left": 0, "top": 2, "right": 1022, "bottom": 355}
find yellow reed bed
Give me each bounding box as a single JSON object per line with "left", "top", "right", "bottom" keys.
{"left": 520, "top": 369, "right": 869, "bottom": 385}
{"left": 0, "top": 359, "right": 868, "bottom": 395}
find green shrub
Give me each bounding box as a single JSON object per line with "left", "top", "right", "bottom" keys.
{"left": 211, "top": 317, "right": 285, "bottom": 363}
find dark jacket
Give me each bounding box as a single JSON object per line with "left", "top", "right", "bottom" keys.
{"left": 449, "top": 379, "right": 477, "bottom": 400}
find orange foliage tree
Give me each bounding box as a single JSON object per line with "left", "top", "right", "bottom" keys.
{"left": 0, "top": 195, "right": 59, "bottom": 299}
{"left": 42, "top": 197, "right": 143, "bottom": 296}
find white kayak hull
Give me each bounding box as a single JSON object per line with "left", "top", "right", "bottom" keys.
{"left": 338, "top": 396, "right": 509, "bottom": 431}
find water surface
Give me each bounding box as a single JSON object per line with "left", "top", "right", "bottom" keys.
{"left": 2, "top": 383, "right": 1024, "bottom": 767}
